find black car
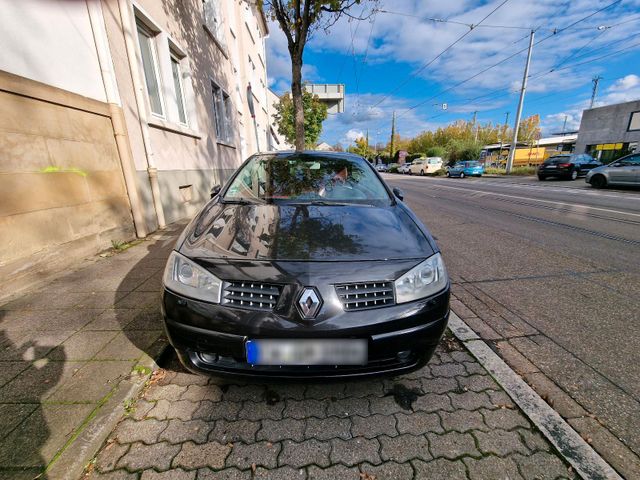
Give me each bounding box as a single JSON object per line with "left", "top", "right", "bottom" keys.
{"left": 161, "top": 151, "right": 450, "bottom": 379}
{"left": 537, "top": 153, "right": 601, "bottom": 181}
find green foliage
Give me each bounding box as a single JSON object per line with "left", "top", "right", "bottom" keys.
{"left": 425, "top": 146, "right": 446, "bottom": 158}
{"left": 274, "top": 90, "right": 328, "bottom": 148}
{"left": 347, "top": 136, "right": 374, "bottom": 159}
{"left": 484, "top": 166, "right": 537, "bottom": 175}
{"left": 445, "top": 140, "right": 483, "bottom": 166}
{"left": 388, "top": 166, "right": 399, "bottom": 173}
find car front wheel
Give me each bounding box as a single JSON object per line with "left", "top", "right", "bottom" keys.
{"left": 420, "top": 170, "right": 425, "bottom": 176}
{"left": 446, "top": 171, "right": 451, "bottom": 177}
{"left": 590, "top": 174, "right": 607, "bottom": 188}
{"left": 460, "top": 172, "right": 465, "bottom": 178}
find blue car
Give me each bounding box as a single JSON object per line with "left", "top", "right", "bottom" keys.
{"left": 447, "top": 161, "right": 484, "bottom": 178}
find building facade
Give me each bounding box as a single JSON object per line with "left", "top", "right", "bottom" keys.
{"left": 575, "top": 100, "right": 640, "bottom": 163}
{"left": 0, "top": 0, "right": 280, "bottom": 298}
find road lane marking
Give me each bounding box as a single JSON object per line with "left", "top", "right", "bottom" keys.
{"left": 386, "top": 174, "right": 640, "bottom": 201}
{"left": 399, "top": 181, "right": 640, "bottom": 219}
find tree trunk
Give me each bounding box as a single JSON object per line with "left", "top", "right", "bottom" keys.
{"left": 291, "top": 55, "right": 305, "bottom": 151}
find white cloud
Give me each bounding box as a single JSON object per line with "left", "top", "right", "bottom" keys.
{"left": 343, "top": 128, "right": 365, "bottom": 144}
{"left": 598, "top": 74, "right": 640, "bottom": 105}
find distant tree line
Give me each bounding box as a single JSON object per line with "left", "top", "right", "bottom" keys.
{"left": 343, "top": 115, "right": 541, "bottom": 165}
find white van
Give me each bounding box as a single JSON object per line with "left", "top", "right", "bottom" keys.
{"left": 409, "top": 157, "right": 444, "bottom": 175}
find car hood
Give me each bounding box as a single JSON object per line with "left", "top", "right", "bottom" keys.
{"left": 179, "top": 201, "right": 435, "bottom": 262}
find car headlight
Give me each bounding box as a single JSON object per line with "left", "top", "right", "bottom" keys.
{"left": 163, "top": 251, "right": 222, "bottom": 303}
{"left": 394, "top": 253, "right": 448, "bottom": 303}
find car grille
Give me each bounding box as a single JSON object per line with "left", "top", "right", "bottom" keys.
{"left": 335, "top": 281, "right": 395, "bottom": 311}
{"left": 222, "top": 282, "right": 281, "bottom": 311}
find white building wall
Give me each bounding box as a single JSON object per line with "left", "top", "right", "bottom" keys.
{"left": 0, "top": 0, "right": 106, "bottom": 102}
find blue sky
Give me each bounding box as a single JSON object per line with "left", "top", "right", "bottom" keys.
{"left": 265, "top": 0, "right": 640, "bottom": 147}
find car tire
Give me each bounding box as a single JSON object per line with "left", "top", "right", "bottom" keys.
{"left": 446, "top": 171, "right": 451, "bottom": 177}
{"left": 460, "top": 172, "right": 465, "bottom": 178}
{"left": 590, "top": 174, "right": 607, "bottom": 189}
{"left": 538, "top": 174, "right": 546, "bottom": 181}
{"left": 420, "top": 169, "right": 424, "bottom": 176}
{"left": 569, "top": 169, "right": 579, "bottom": 180}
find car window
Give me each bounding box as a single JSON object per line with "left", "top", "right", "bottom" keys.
{"left": 466, "top": 161, "right": 480, "bottom": 166}
{"left": 619, "top": 154, "right": 640, "bottom": 166}
{"left": 225, "top": 154, "right": 392, "bottom": 205}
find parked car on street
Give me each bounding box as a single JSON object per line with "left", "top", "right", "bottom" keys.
{"left": 409, "top": 157, "right": 444, "bottom": 175}
{"left": 537, "top": 154, "right": 601, "bottom": 181}
{"left": 446, "top": 161, "right": 484, "bottom": 178}
{"left": 162, "top": 151, "right": 450, "bottom": 379}
{"left": 585, "top": 153, "right": 640, "bottom": 188}
{"left": 375, "top": 163, "right": 388, "bottom": 172}
{"left": 399, "top": 162, "right": 413, "bottom": 174}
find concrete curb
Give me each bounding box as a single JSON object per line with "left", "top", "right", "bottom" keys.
{"left": 448, "top": 312, "right": 622, "bottom": 480}
{"left": 45, "top": 349, "right": 167, "bottom": 480}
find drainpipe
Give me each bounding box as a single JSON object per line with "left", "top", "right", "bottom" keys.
{"left": 86, "top": 0, "right": 147, "bottom": 238}
{"left": 117, "top": 0, "right": 166, "bottom": 229}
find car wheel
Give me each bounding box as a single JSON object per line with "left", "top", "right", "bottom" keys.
{"left": 460, "top": 172, "right": 465, "bottom": 178}
{"left": 590, "top": 174, "right": 607, "bottom": 189}
{"left": 420, "top": 169, "right": 424, "bottom": 176}
{"left": 446, "top": 171, "right": 451, "bottom": 177}
{"left": 538, "top": 174, "right": 545, "bottom": 181}
{"left": 570, "top": 169, "right": 579, "bottom": 180}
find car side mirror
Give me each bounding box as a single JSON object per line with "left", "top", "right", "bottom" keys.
{"left": 392, "top": 187, "right": 404, "bottom": 201}
{"left": 210, "top": 184, "right": 222, "bottom": 198}
{"left": 613, "top": 163, "right": 623, "bottom": 167}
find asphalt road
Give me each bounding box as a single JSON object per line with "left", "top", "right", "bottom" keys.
{"left": 383, "top": 173, "right": 640, "bottom": 459}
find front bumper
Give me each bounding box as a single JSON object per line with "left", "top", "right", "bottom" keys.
{"left": 162, "top": 287, "right": 450, "bottom": 379}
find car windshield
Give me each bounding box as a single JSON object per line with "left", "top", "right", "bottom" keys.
{"left": 224, "top": 154, "right": 392, "bottom": 205}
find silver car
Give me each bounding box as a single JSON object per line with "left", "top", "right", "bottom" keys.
{"left": 586, "top": 153, "right": 640, "bottom": 188}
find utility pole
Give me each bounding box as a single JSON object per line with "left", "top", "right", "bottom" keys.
{"left": 472, "top": 111, "right": 478, "bottom": 142}
{"left": 590, "top": 76, "right": 602, "bottom": 109}
{"left": 506, "top": 30, "right": 535, "bottom": 174}
{"left": 561, "top": 115, "right": 568, "bottom": 135}
{"left": 390, "top": 111, "right": 396, "bottom": 159}
{"left": 498, "top": 111, "right": 510, "bottom": 165}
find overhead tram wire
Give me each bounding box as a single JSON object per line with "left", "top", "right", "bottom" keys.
{"left": 369, "top": 0, "right": 512, "bottom": 109}
{"left": 396, "top": 0, "right": 624, "bottom": 120}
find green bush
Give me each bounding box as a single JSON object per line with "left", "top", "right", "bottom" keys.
{"left": 484, "top": 166, "right": 537, "bottom": 176}
{"left": 432, "top": 168, "right": 447, "bottom": 176}
{"left": 425, "top": 146, "right": 446, "bottom": 158}
{"left": 388, "top": 166, "right": 399, "bottom": 173}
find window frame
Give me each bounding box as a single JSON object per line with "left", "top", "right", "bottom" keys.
{"left": 135, "top": 20, "right": 165, "bottom": 118}
{"left": 169, "top": 48, "right": 188, "bottom": 126}
{"left": 212, "top": 81, "right": 234, "bottom": 145}
{"left": 628, "top": 111, "right": 640, "bottom": 132}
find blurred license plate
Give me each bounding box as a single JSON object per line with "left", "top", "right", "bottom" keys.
{"left": 245, "top": 339, "right": 367, "bottom": 365}
{"left": 546, "top": 165, "right": 557, "bottom": 168}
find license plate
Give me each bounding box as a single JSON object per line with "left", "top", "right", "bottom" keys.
{"left": 245, "top": 339, "right": 367, "bottom": 365}
{"left": 546, "top": 165, "right": 557, "bottom": 169}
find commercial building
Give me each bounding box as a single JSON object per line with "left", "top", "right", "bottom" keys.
{"left": 482, "top": 134, "right": 577, "bottom": 166}
{"left": 575, "top": 99, "right": 640, "bottom": 163}
{"left": 0, "top": 0, "right": 280, "bottom": 298}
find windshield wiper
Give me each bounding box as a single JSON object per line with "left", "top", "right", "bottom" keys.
{"left": 221, "top": 198, "right": 261, "bottom": 205}
{"left": 289, "top": 200, "right": 367, "bottom": 207}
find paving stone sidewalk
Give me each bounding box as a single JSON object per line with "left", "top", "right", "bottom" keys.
{"left": 0, "top": 225, "right": 183, "bottom": 479}
{"left": 86, "top": 342, "right": 576, "bottom": 480}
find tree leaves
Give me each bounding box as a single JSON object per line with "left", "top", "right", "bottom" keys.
{"left": 273, "top": 90, "right": 328, "bottom": 148}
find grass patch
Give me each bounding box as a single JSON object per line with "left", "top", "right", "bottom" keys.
{"left": 484, "top": 166, "right": 537, "bottom": 176}
{"left": 132, "top": 364, "right": 152, "bottom": 376}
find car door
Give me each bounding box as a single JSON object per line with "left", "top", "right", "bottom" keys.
{"left": 608, "top": 154, "right": 640, "bottom": 184}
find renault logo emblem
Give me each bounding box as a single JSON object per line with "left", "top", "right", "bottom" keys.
{"left": 297, "top": 287, "right": 322, "bottom": 319}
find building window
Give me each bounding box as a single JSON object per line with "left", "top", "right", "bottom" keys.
{"left": 203, "top": 0, "right": 226, "bottom": 48}
{"left": 136, "top": 22, "right": 164, "bottom": 116}
{"left": 170, "top": 51, "right": 188, "bottom": 124}
{"left": 212, "top": 82, "right": 233, "bottom": 144}
{"left": 629, "top": 111, "right": 640, "bottom": 132}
